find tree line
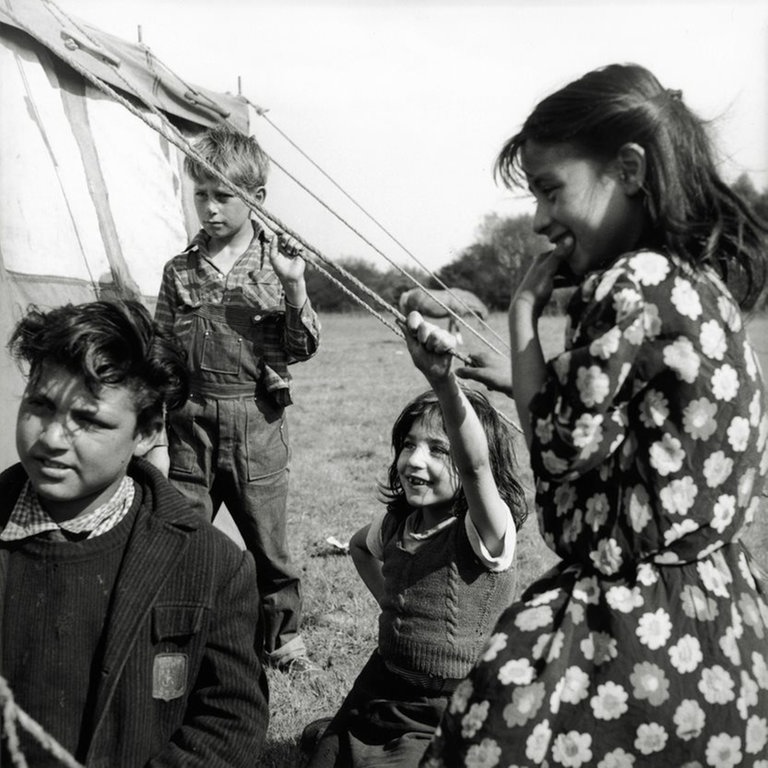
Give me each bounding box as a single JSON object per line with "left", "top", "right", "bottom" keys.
{"left": 306, "top": 174, "right": 768, "bottom": 313}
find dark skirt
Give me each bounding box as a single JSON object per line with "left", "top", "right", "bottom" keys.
{"left": 306, "top": 651, "right": 455, "bottom": 768}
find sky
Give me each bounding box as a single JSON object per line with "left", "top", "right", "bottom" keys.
{"left": 58, "top": 0, "right": 768, "bottom": 273}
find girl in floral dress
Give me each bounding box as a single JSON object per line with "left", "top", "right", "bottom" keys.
{"left": 421, "top": 63, "right": 768, "bottom": 768}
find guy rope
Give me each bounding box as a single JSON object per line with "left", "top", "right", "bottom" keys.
{"left": 0, "top": 675, "right": 84, "bottom": 768}
{"left": 16, "top": 0, "right": 514, "bottom": 363}
{"left": 246, "top": 100, "right": 511, "bottom": 354}
{"left": 1, "top": 4, "right": 527, "bottom": 763}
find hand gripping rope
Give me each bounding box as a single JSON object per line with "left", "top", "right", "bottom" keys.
{"left": 5, "top": 1, "right": 523, "bottom": 432}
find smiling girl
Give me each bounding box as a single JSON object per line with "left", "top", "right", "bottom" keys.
{"left": 423, "top": 63, "right": 768, "bottom": 768}
{"left": 303, "top": 311, "right": 527, "bottom": 768}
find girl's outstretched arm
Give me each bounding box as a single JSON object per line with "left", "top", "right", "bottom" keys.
{"left": 350, "top": 523, "right": 385, "bottom": 605}
{"left": 403, "top": 312, "right": 511, "bottom": 556}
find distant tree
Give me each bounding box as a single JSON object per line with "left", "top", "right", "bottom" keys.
{"left": 477, "top": 213, "right": 544, "bottom": 263}
{"left": 732, "top": 173, "right": 768, "bottom": 222}
{"left": 375, "top": 265, "right": 430, "bottom": 308}
{"left": 437, "top": 242, "right": 507, "bottom": 310}
{"left": 305, "top": 257, "right": 379, "bottom": 312}
{"left": 436, "top": 213, "right": 547, "bottom": 310}
{"left": 305, "top": 256, "right": 428, "bottom": 313}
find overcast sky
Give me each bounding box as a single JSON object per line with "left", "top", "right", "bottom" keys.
{"left": 60, "top": 0, "right": 768, "bottom": 273}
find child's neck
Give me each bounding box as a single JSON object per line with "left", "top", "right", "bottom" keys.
{"left": 207, "top": 222, "right": 254, "bottom": 272}
{"left": 37, "top": 473, "right": 128, "bottom": 525}
{"left": 413, "top": 505, "right": 454, "bottom": 532}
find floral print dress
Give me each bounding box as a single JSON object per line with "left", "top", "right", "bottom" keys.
{"left": 422, "top": 250, "right": 768, "bottom": 768}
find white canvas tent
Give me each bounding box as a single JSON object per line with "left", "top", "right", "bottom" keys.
{"left": 0, "top": 0, "right": 251, "bottom": 467}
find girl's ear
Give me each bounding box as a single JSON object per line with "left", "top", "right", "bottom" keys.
{"left": 616, "top": 143, "right": 646, "bottom": 196}
{"left": 253, "top": 186, "right": 267, "bottom": 204}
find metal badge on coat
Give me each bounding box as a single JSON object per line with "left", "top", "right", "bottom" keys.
{"left": 152, "top": 653, "right": 188, "bottom": 701}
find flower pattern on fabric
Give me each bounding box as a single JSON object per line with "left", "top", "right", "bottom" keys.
{"left": 421, "top": 251, "right": 768, "bottom": 767}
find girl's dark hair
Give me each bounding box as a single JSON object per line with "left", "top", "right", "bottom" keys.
{"left": 380, "top": 388, "right": 527, "bottom": 529}
{"left": 9, "top": 300, "right": 189, "bottom": 434}
{"left": 496, "top": 63, "right": 768, "bottom": 309}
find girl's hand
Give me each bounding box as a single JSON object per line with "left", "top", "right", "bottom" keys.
{"left": 508, "top": 237, "right": 572, "bottom": 447}
{"left": 264, "top": 231, "right": 308, "bottom": 305}
{"left": 513, "top": 236, "right": 573, "bottom": 316}
{"left": 402, "top": 311, "right": 456, "bottom": 384}
{"left": 455, "top": 350, "right": 513, "bottom": 397}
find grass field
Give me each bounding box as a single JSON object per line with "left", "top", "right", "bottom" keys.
{"left": 224, "top": 310, "right": 768, "bottom": 767}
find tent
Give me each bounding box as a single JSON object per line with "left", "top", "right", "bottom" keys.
{"left": 0, "top": 0, "right": 251, "bottom": 467}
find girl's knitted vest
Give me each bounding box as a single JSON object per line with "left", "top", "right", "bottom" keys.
{"left": 377, "top": 512, "right": 516, "bottom": 680}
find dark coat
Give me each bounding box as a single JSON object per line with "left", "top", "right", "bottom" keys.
{"left": 0, "top": 458, "right": 269, "bottom": 768}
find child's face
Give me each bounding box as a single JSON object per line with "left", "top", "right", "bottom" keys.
{"left": 15, "top": 362, "right": 157, "bottom": 523}
{"left": 397, "top": 416, "right": 459, "bottom": 514}
{"left": 193, "top": 177, "right": 264, "bottom": 243}
{"left": 522, "top": 140, "right": 645, "bottom": 275}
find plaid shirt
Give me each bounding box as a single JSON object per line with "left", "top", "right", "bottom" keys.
{"left": 155, "top": 223, "right": 319, "bottom": 405}
{"left": 0, "top": 476, "right": 135, "bottom": 541}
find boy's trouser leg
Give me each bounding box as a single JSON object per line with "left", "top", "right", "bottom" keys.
{"left": 227, "top": 465, "right": 304, "bottom": 656}
{"left": 166, "top": 394, "right": 304, "bottom": 656}
{"left": 165, "top": 396, "right": 217, "bottom": 519}
{"left": 217, "top": 394, "right": 304, "bottom": 657}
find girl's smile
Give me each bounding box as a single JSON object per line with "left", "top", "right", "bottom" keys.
{"left": 522, "top": 140, "right": 646, "bottom": 275}
{"left": 397, "top": 417, "right": 459, "bottom": 514}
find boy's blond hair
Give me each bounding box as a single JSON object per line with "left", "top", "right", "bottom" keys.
{"left": 184, "top": 125, "right": 269, "bottom": 192}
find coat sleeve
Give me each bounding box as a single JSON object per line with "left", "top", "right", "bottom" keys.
{"left": 145, "top": 548, "right": 269, "bottom": 768}
{"left": 283, "top": 296, "right": 321, "bottom": 362}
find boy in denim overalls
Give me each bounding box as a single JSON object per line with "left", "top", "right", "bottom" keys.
{"left": 151, "top": 126, "right": 321, "bottom": 674}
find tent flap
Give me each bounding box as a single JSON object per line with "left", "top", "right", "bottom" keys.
{"left": 0, "top": 0, "right": 249, "bottom": 132}
{"left": 0, "top": 0, "right": 253, "bottom": 468}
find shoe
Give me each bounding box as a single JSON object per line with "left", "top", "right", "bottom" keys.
{"left": 299, "top": 716, "right": 333, "bottom": 754}
{"left": 272, "top": 653, "right": 322, "bottom": 676}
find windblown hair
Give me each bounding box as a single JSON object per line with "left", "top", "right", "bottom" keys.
{"left": 184, "top": 124, "right": 269, "bottom": 191}
{"left": 496, "top": 63, "right": 768, "bottom": 309}
{"left": 9, "top": 300, "right": 189, "bottom": 434}
{"left": 380, "top": 388, "right": 527, "bottom": 529}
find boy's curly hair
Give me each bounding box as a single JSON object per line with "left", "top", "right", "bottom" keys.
{"left": 9, "top": 300, "right": 189, "bottom": 435}
{"left": 380, "top": 388, "right": 527, "bottom": 529}
{"left": 184, "top": 125, "right": 269, "bottom": 192}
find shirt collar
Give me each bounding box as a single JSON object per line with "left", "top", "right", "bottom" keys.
{"left": 1, "top": 476, "right": 135, "bottom": 542}
{"left": 186, "top": 220, "right": 265, "bottom": 266}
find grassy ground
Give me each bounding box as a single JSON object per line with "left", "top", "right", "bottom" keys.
{"left": 218, "top": 311, "right": 768, "bottom": 767}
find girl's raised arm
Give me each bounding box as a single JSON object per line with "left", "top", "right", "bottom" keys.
{"left": 402, "top": 312, "right": 511, "bottom": 555}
